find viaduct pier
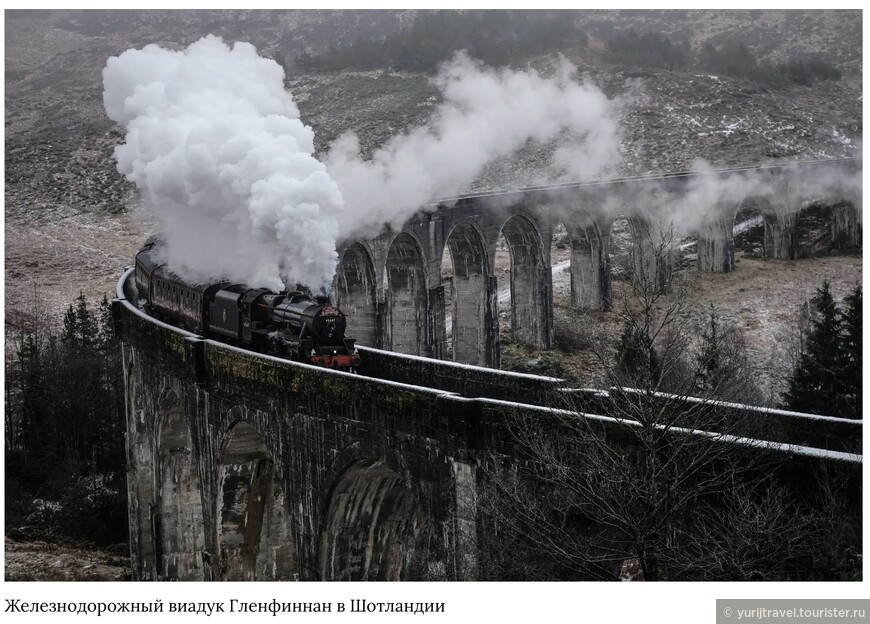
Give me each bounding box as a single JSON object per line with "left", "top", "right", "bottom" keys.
{"left": 334, "top": 158, "right": 861, "bottom": 367}
{"left": 116, "top": 158, "right": 862, "bottom": 581}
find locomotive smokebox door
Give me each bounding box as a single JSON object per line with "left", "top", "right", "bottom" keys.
{"left": 315, "top": 306, "right": 346, "bottom": 342}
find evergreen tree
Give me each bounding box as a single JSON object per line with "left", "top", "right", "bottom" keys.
{"left": 6, "top": 291, "right": 128, "bottom": 545}
{"left": 693, "top": 305, "right": 759, "bottom": 402}
{"left": 616, "top": 323, "right": 660, "bottom": 387}
{"left": 97, "top": 293, "right": 115, "bottom": 349}
{"left": 783, "top": 281, "right": 843, "bottom": 415}
{"left": 62, "top": 292, "right": 97, "bottom": 349}
{"left": 13, "top": 333, "right": 46, "bottom": 464}
{"left": 695, "top": 304, "right": 723, "bottom": 393}
{"left": 838, "top": 284, "right": 862, "bottom": 419}
{"left": 301, "top": 10, "right": 579, "bottom": 73}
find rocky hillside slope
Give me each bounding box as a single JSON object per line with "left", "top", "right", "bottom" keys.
{"left": 4, "top": 9, "right": 862, "bottom": 321}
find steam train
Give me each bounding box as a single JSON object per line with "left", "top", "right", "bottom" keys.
{"left": 134, "top": 236, "right": 360, "bottom": 369}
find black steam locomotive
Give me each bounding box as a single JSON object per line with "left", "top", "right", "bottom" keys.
{"left": 134, "top": 236, "right": 360, "bottom": 369}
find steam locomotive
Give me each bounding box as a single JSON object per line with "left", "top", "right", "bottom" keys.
{"left": 134, "top": 236, "right": 360, "bottom": 369}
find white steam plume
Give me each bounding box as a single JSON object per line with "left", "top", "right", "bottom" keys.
{"left": 327, "top": 52, "right": 619, "bottom": 239}
{"left": 662, "top": 158, "right": 863, "bottom": 238}
{"left": 106, "top": 40, "right": 620, "bottom": 290}
{"left": 103, "top": 35, "right": 344, "bottom": 291}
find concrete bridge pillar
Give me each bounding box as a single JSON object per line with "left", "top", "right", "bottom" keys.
{"left": 832, "top": 202, "right": 862, "bottom": 250}
{"left": 216, "top": 419, "right": 297, "bottom": 581}
{"left": 121, "top": 345, "right": 158, "bottom": 581}
{"left": 627, "top": 217, "right": 672, "bottom": 294}
{"left": 763, "top": 212, "right": 798, "bottom": 260}
{"left": 428, "top": 285, "right": 447, "bottom": 360}
{"left": 484, "top": 276, "right": 500, "bottom": 368}
{"left": 697, "top": 215, "right": 735, "bottom": 273}
{"left": 827, "top": 166, "right": 862, "bottom": 250}
{"left": 449, "top": 460, "right": 478, "bottom": 580}
{"left": 452, "top": 271, "right": 486, "bottom": 364}
{"left": 501, "top": 214, "right": 553, "bottom": 349}
{"left": 567, "top": 218, "right": 612, "bottom": 310}
{"left": 122, "top": 353, "right": 212, "bottom": 582}
{"left": 384, "top": 233, "right": 430, "bottom": 357}
{"left": 318, "top": 460, "right": 433, "bottom": 581}
{"left": 445, "top": 222, "right": 497, "bottom": 367}
{"left": 759, "top": 168, "right": 806, "bottom": 260}
{"left": 334, "top": 243, "right": 379, "bottom": 348}
{"left": 154, "top": 389, "right": 206, "bottom": 581}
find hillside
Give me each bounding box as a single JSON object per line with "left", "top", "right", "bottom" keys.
{"left": 4, "top": 10, "right": 863, "bottom": 385}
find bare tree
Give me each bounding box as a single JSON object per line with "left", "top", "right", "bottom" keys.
{"left": 478, "top": 223, "right": 857, "bottom": 581}
{"left": 669, "top": 478, "right": 830, "bottom": 581}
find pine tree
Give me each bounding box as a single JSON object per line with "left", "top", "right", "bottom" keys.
{"left": 97, "top": 293, "right": 115, "bottom": 350}
{"left": 693, "top": 305, "right": 759, "bottom": 403}
{"left": 695, "top": 304, "right": 723, "bottom": 394}
{"left": 838, "top": 284, "right": 862, "bottom": 419}
{"left": 15, "top": 333, "right": 46, "bottom": 462}
{"left": 7, "top": 291, "right": 129, "bottom": 545}
{"left": 62, "top": 303, "right": 78, "bottom": 345}
{"left": 616, "top": 323, "right": 660, "bottom": 388}
{"left": 783, "top": 281, "right": 843, "bottom": 415}
{"left": 62, "top": 292, "right": 97, "bottom": 349}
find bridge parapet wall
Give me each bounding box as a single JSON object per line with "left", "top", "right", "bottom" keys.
{"left": 569, "top": 388, "right": 863, "bottom": 454}
{"left": 474, "top": 398, "right": 861, "bottom": 488}
{"left": 115, "top": 260, "right": 862, "bottom": 582}
{"left": 355, "top": 346, "right": 564, "bottom": 404}
{"left": 115, "top": 298, "right": 202, "bottom": 377}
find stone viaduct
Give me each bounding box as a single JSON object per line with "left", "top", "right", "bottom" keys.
{"left": 116, "top": 158, "right": 862, "bottom": 581}
{"left": 116, "top": 268, "right": 861, "bottom": 581}
{"left": 333, "top": 157, "right": 862, "bottom": 368}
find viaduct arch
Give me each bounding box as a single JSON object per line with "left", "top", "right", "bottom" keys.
{"left": 117, "top": 158, "right": 861, "bottom": 581}
{"left": 117, "top": 280, "right": 485, "bottom": 580}
{"left": 335, "top": 158, "right": 861, "bottom": 367}
{"left": 116, "top": 272, "right": 861, "bottom": 581}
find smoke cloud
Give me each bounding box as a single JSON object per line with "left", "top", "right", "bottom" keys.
{"left": 104, "top": 35, "right": 343, "bottom": 291}
{"left": 110, "top": 36, "right": 858, "bottom": 292}
{"left": 327, "top": 52, "right": 620, "bottom": 238}
{"left": 105, "top": 39, "right": 620, "bottom": 290}
{"left": 602, "top": 157, "right": 862, "bottom": 247}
